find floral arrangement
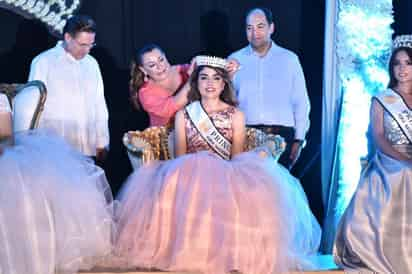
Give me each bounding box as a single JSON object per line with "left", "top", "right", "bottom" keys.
{"left": 335, "top": 0, "right": 393, "bottom": 217}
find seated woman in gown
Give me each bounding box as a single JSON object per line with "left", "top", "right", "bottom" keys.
{"left": 114, "top": 56, "right": 321, "bottom": 274}
{"left": 0, "top": 92, "right": 113, "bottom": 274}
{"left": 334, "top": 35, "right": 412, "bottom": 273}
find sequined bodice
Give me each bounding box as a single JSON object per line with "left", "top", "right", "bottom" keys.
{"left": 185, "top": 107, "right": 235, "bottom": 154}
{"left": 383, "top": 110, "right": 412, "bottom": 157}
{"left": 384, "top": 111, "right": 411, "bottom": 145}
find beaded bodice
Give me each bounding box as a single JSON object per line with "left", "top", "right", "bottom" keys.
{"left": 383, "top": 110, "right": 412, "bottom": 157}
{"left": 184, "top": 106, "right": 235, "bottom": 154}
{"left": 384, "top": 111, "right": 411, "bottom": 145}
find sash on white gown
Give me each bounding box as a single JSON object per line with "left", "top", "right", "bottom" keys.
{"left": 375, "top": 89, "right": 412, "bottom": 144}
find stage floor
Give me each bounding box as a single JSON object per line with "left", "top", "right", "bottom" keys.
{"left": 82, "top": 255, "right": 343, "bottom": 274}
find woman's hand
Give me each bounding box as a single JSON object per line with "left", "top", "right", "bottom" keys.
{"left": 226, "top": 58, "right": 240, "bottom": 79}
{"left": 187, "top": 57, "right": 197, "bottom": 76}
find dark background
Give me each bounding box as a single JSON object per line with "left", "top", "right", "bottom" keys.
{"left": 1, "top": 0, "right": 325, "bottom": 226}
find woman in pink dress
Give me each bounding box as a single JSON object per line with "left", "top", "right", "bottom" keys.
{"left": 129, "top": 44, "right": 193, "bottom": 127}
{"left": 115, "top": 57, "right": 321, "bottom": 274}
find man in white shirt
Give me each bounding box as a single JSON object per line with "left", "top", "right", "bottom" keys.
{"left": 28, "top": 15, "right": 109, "bottom": 162}
{"left": 229, "top": 7, "right": 310, "bottom": 169}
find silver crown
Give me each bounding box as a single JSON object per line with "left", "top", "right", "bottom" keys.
{"left": 393, "top": 35, "right": 412, "bottom": 50}
{"left": 195, "top": 56, "right": 228, "bottom": 70}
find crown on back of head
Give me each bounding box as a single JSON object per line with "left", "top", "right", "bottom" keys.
{"left": 195, "top": 56, "right": 228, "bottom": 70}
{"left": 393, "top": 35, "right": 412, "bottom": 50}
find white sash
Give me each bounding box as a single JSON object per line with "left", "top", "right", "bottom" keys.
{"left": 375, "top": 89, "right": 412, "bottom": 144}
{"left": 185, "top": 101, "right": 231, "bottom": 160}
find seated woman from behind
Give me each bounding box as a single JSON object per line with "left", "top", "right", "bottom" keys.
{"left": 0, "top": 92, "right": 113, "bottom": 274}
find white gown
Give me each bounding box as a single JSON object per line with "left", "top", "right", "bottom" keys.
{"left": 0, "top": 94, "right": 113, "bottom": 274}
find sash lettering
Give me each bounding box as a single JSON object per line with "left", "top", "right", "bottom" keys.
{"left": 375, "top": 89, "right": 412, "bottom": 144}
{"left": 185, "top": 101, "right": 232, "bottom": 160}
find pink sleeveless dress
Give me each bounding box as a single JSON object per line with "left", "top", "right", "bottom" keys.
{"left": 114, "top": 106, "right": 321, "bottom": 274}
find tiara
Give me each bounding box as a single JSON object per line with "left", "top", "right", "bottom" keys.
{"left": 393, "top": 35, "right": 412, "bottom": 50}
{"left": 0, "top": 0, "right": 82, "bottom": 36}
{"left": 195, "top": 56, "right": 228, "bottom": 70}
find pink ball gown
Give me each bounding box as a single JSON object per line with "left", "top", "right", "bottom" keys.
{"left": 114, "top": 106, "right": 321, "bottom": 274}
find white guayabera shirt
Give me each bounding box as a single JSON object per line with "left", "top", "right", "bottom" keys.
{"left": 28, "top": 42, "right": 109, "bottom": 156}
{"left": 229, "top": 41, "right": 310, "bottom": 140}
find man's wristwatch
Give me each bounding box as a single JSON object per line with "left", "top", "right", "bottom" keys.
{"left": 293, "top": 139, "right": 306, "bottom": 148}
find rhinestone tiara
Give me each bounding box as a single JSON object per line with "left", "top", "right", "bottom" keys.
{"left": 195, "top": 56, "right": 228, "bottom": 70}
{"left": 393, "top": 35, "right": 412, "bottom": 50}
{"left": 0, "top": 0, "right": 82, "bottom": 36}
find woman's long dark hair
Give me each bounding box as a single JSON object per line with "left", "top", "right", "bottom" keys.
{"left": 388, "top": 47, "right": 412, "bottom": 89}
{"left": 129, "top": 44, "right": 164, "bottom": 110}
{"left": 188, "top": 65, "right": 238, "bottom": 106}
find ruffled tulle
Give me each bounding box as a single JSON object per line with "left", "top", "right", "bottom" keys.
{"left": 113, "top": 150, "right": 321, "bottom": 274}
{"left": 0, "top": 130, "right": 113, "bottom": 274}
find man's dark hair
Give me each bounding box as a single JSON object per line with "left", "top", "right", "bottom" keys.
{"left": 246, "top": 7, "right": 273, "bottom": 25}
{"left": 63, "top": 15, "right": 96, "bottom": 37}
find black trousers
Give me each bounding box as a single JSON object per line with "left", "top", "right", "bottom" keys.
{"left": 248, "top": 124, "right": 295, "bottom": 169}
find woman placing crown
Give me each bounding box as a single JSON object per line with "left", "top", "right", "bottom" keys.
{"left": 334, "top": 35, "right": 412, "bottom": 273}
{"left": 129, "top": 44, "right": 239, "bottom": 127}
{"left": 113, "top": 56, "right": 321, "bottom": 274}
{"left": 129, "top": 44, "right": 193, "bottom": 127}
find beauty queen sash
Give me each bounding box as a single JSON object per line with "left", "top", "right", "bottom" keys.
{"left": 375, "top": 89, "right": 412, "bottom": 144}
{"left": 185, "top": 101, "right": 231, "bottom": 160}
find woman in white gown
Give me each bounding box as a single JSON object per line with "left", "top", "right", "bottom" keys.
{"left": 0, "top": 93, "right": 113, "bottom": 274}
{"left": 334, "top": 35, "right": 412, "bottom": 273}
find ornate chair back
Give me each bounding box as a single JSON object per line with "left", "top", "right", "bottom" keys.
{"left": 0, "top": 81, "right": 47, "bottom": 132}
{"left": 123, "top": 126, "right": 285, "bottom": 170}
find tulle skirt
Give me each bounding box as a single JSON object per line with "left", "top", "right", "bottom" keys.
{"left": 114, "top": 150, "right": 321, "bottom": 274}
{"left": 0, "top": 130, "right": 113, "bottom": 274}
{"left": 334, "top": 150, "right": 412, "bottom": 273}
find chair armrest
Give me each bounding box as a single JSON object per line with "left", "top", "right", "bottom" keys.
{"left": 245, "top": 127, "right": 286, "bottom": 160}
{"left": 264, "top": 134, "right": 286, "bottom": 160}
{"left": 123, "top": 131, "right": 155, "bottom": 169}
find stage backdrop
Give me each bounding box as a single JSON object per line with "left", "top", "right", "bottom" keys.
{"left": 0, "top": 0, "right": 325, "bottom": 224}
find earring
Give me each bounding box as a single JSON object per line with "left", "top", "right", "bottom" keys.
{"left": 143, "top": 73, "right": 149, "bottom": 82}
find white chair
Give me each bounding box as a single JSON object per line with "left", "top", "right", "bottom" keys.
{"left": 0, "top": 80, "right": 47, "bottom": 132}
